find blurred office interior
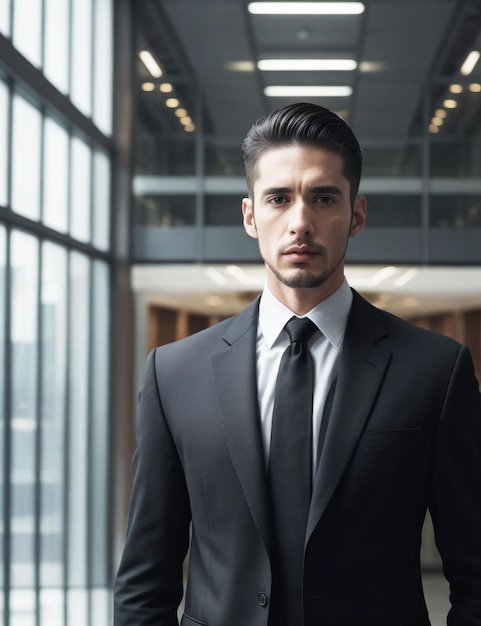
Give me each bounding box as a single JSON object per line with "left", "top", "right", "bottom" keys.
{"left": 0, "top": 0, "right": 481, "bottom": 624}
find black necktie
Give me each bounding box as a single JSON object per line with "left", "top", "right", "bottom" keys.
{"left": 268, "top": 316, "right": 318, "bottom": 625}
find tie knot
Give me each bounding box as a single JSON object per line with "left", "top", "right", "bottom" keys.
{"left": 285, "top": 317, "right": 318, "bottom": 344}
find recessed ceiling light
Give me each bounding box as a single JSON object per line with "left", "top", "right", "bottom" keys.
{"left": 248, "top": 2, "right": 364, "bottom": 15}
{"left": 142, "top": 82, "right": 155, "bottom": 92}
{"left": 443, "top": 99, "right": 457, "bottom": 109}
{"left": 435, "top": 109, "right": 447, "bottom": 118}
{"left": 429, "top": 125, "right": 440, "bottom": 134}
{"left": 184, "top": 124, "right": 196, "bottom": 133}
{"left": 159, "top": 83, "right": 173, "bottom": 93}
{"left": 165, "top": 98, "right": 180, "bottom": 108}
{"left": 359, "top": 61, "right": 386, "bottom": 73}
{"left": 265, "top": 85, "right": 352, "bottom": 97}
{"left": 139, "top": 50, "right": 163, "bottom": 78}
{"left": 469, "top": 83, "right": 481, "bottom": 92}
{"left": 175, "top": 108, "right": 188, "bottom": 117}
{"left": 460, "top": 50, "right": 480, "bottom": 76}
{"left": 226, "top": 61, "right": 256, "bottom": 72}
{"left": 449, "top": 84, "right": 463, "bottom": 94}
{"left": 258, "top": 59, "right": 357, "bottom": 71}
{"left": 431, "top": 117, "right": 443, "bottom": 127}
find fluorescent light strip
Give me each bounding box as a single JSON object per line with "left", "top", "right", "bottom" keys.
{"left": 258, "top": 59, "right": 357, "bottom": 71}
{"left": 248, "top": 2, "right": 364, "bottom": 15}
{"left": 461, "top": 50, "right": 480, "bottom": 76}
{"left": 265, "top": 85, "right": 352, "bottom": 97}
{"left": 206, "top": 268, "right": 228, "bottom": 286}
{"left": 139, "top": 50, "right": 163, "bottom": 78}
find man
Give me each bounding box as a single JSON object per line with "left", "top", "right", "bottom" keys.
{"left": 114, "top": 103, "right": 481, "bottom": 625}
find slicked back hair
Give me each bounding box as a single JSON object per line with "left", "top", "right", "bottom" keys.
{"left": 242, "top": 102, "right": 362, "bottom": 205}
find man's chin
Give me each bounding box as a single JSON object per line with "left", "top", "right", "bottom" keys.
{"left": 271, "top": 267, "right": 327, "bottom": 289}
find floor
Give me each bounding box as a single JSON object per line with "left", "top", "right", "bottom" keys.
{"left": 423, "top": 572, "right": 450, "bottom": 625}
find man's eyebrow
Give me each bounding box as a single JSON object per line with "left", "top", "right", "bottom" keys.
{"left": 261, "top": 186, "right": 292, "bottom": 196}
{"left": 261, "top": 185, "right": 344, "bottom": 197}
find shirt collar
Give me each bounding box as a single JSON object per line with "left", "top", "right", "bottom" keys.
{"left": 258, "top": 278, "right": 353, "bottom": 350}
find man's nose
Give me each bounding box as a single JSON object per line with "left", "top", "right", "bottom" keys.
{"left": 288, "top": 201, "right": 314, "bottom": 236}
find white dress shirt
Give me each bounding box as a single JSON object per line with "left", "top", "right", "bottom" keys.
{"left": 256, "top": 279, "right": 353, "bottom": 478}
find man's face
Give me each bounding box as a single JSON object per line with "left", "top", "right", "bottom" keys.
{"left": 242, "top": 144, "right": 366, "bottom": 304}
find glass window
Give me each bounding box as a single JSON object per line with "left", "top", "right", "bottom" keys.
{"left": 430, "top": 195, "right": 481, "bottom": 228}
{"left": 0, "top": 0, "right": 10, "bottom": 36}
{"left": 92, "top": 150, "right": 111, "bottom": 251}
{"left": 134, "top": 195, "right": 196, "bottom": 226}
{"left": 44, "top": 0, "right": 70, "bottom": 94}
{"left": 71, "top": 0, "right": 92, "bottom": 117}
{"left": 361, "top": 142, "right": 423, "bottom": 177}
{"left": 12, "top": 0, "right": 42, "bottom": 68}
{"left": 70, "top": 137, "right": 92, "bottom": 243}
{"left": 93, "top": 0, "right": 113, "bottom": 135}
{"left": 67, "top": 252, "right": 89, "bottom": 612}
{"left": 429, "top": 83, "right": 481, "bottom": 177}
{"left": 11, "top": 94, "right": 41, "bottom": 220}
{"left": 363, "top": 195, "right": 422, "bottom": 227}
{"left": 205, "top": 195, "right": 242, "bottom": 226}
{"left": 10, "top": 230, "right": 39, "bottom": 626}
{"left": 0, "top": 80, "right": 8, "bottom": 207}
{"left": 39, "top": 243, "right": 67, "bottom": 626}
{"left": 0, "top": 226, "right": 5, "bottom": 621}
{"left": 430, "top": 137, "right": 481, "bottom": 177}
{"left": 43, "top": 118, "right": 69, "bottom": 232}
{"left": 134, "top": 132, "right": 197, "bottom": 176}
{"left": 205, "top": 141, "right": 245, "bottom": 176}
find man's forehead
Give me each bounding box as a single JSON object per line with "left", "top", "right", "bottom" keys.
{"left": 254, "top": 145, "right": 347, "bottom": 183}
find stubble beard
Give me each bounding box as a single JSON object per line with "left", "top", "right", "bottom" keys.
{"left": 262, "top": 240, "right": 349, "bottom": 290}
{"left": 264, "top": 259, "right": 333, "bottom": 289}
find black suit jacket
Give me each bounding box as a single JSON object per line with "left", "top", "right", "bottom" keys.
{"left": 114, "top": 291, "right": 481, "bottom": 626}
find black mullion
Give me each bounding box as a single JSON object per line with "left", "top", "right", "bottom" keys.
{"left": 0, "top": 206, "right": 113, "bottom": 263}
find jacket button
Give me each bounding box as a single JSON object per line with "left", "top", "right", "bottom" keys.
{"left": 257, "top": 592, "right": 268, "bottom": 607}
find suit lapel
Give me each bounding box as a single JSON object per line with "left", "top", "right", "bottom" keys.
{"left": 306, "top": 292, "right": 392, "bottom": 542}
{"left": 209, "top": 298, "right": 272, "bottom": 556}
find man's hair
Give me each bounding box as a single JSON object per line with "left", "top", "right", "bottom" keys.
{"left": 242, "top": 102, "right": 362, "bottom": 204}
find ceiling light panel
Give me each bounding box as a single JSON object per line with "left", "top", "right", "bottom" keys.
{"left": 265, "top": 85, "right": 352, "bottom": 97}
{"left": 258, "top": 59, "right": 357, "bottom": 71}
{"left": 248, "top": 2, "right": 365, "bottom": 15}
{"left": 460, "top": 50, "right": 480, "bottom": 76}
{"left": 139, "top": 50, "right": 163, "bottom": 78}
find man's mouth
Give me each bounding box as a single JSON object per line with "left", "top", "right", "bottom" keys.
{"left": 282, "top": 245, "right": 320, "bottom": 263}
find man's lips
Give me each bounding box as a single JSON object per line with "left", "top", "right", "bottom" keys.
{"left": 282, "top": 245, "right": 320, "bottom": 263}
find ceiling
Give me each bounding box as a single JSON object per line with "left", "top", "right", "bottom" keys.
{"left": 135, "top": 0, "right": 481, "bottom": 144}
{"left": 132, "top": 0, "right": 481, "bottom": 318}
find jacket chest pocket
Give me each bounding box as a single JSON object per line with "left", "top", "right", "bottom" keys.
{"left": 357, "top": 427, "right": 422, "bottom": 450}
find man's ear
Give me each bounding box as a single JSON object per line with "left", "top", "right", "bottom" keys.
{"left": 349, "top": 196, "right": 367, "bottom": 239}
{"left": 242, "top": 197, "right": 258, "bottom": 239}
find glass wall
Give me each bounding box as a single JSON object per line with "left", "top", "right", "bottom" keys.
{"left": 0, "top": 1, "right": 114, "bottom": 625}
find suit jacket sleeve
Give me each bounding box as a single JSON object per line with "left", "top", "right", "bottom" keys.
{"left": 114, "top": 348, "right": 191, "bottom": 626}
{"left": 429, "top": 345, "right": 481, "bottom": 624}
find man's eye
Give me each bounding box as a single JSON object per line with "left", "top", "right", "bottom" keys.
{"left": 316, "top": 196, "right": 334, "bottom": 205}
{"left": 269, "top": 196, "right": 287, "bottom": 205}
